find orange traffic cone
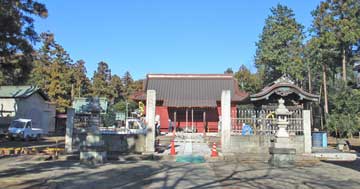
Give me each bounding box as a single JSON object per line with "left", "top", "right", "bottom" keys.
{"left": 211, "top": 142, "right": 218, "bottom": 157}
{"left": 170, "top": 140, "right": 176, "bottom": 155}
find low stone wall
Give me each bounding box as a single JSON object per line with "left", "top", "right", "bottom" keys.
{"left": 72, "top": 133, "right": 146, "bottom": 153}
{"left": 230, "top": 135, "right": 304, "bottom": 154}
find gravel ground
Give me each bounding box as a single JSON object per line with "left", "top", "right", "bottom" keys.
{"left": 0, "top": 154, "right": 359, "bottom": 189}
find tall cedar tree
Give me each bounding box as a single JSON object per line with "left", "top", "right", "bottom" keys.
{"left": 312, "top": 0, "right": 360, "bottom": 81}
{"left": 121, "top": 71, "right": 134, "bottom": 100}
{"left": 30, "top": 33, "right": 73, "bottom": 112}
{"left": 110, "top": 74, "right": 124, "bottom": 103}
{"left": 255, "top": 4, "right": 305, "bottom": 84}
{"left": 71, "top": 59, "right": 91, "bottom": 99}
{"left": 91, "top": 61, "right": 116, "bottom": 103}
{"left": 0, "top": 0, "right": 47, "bottom": 85}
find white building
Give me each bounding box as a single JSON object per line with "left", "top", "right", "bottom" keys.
{"left": 0, "top": 86, "right": 56, "bottom": 134}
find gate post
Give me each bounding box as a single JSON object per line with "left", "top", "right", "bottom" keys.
{"left": 65, "top": 108, "right": 75, "bottom": 153}
{"left": 221, "top": 90, "right": 231, "bottom": 154}
{"left": 303, "top": 110, "right": 312, "bottom": 153}
{"left": 145, "top": 90, "right": 156, "bottom": 153}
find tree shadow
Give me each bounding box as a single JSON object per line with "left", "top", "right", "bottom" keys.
{"left": 192, "top": 161, "right": 360, "bottom": 189}
{"left": 0, "top": 158, "right": 204, "bottom": 189}
{"left": 1, "top": 157, "right": 360, "bottom": 189}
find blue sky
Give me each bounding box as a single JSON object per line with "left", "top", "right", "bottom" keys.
{"left": 35, "top": 0, "right": 321, "bottom": 80}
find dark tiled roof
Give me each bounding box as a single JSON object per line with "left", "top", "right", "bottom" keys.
{"left": 133, "top": 74, "right": 248, "bottom": 107}
{"left": 250, "top": 76, "right": 319, "bottom": 102}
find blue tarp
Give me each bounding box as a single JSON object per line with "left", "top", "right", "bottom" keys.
{"left": 242, "top": 124, "right": 253, "bottom": 135}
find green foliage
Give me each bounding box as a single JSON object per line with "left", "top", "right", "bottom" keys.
{"left": 112, "top": 100, "right": 138, "bottom": 113}
{"left": 234, "top": 65, "right": 262, "bottom": 93}
{"left": 30, "top": 33, "right": 73, "bottom": 112}
{"left": 224, "top": 68, "right": 234, "bottom": 74}
{"left": 121, "top": 71, "right": 143, "bottom": 100}
{"left": 0, "top": 0, "right": 47, "bottom": 85}
{"left": 101, "top": 106, "right": 116, "bottom": 127}
{"left": 71, "top": 60, "right": 92, "bottom": 98}
{"left": 91, "top": 61, "right": 116, "bottom": 102}
{"left": 129, "top": 79, "right": 144, "bottom": 95}
{"left": 101, "top": 100, "right": 138, "bottom": 127}
{"left": 110, "top": 74, "right": 124, "bottom": 102}
{"left": 311, "top": 0, "right": 360, "bottom": 80}
{"left": 255, "top": 4, "right": 305, "bottom": 84}
{"left": 326, "top": 81, "right": 360, "bottom": 137}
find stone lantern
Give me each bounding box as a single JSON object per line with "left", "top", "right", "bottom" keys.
{"left": 274, "top": 98, "right": 292, "bottom": 140}
{"left": 80, "top": 97, "right": 107, "bottom": 164}
{"left": 269, "top": 98, "right": 296, "bottom": 167}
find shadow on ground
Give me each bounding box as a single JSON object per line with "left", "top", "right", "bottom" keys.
{"left": 0, "top": 155, "right": 360, "bottom": 189}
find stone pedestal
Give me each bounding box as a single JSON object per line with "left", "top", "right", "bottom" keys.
{"left": 269, "top": 147, "right": 296, "bottom": 167}
{"left": 80, "top": 132, "right": 107, "bottom": 164}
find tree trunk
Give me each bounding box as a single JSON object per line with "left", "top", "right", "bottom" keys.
{"left": 322, "top": 64, "right": 329, "bottom": 114}
{"left": 319, "top": 83, "right": 324, "bottom": 130}
{"left": 308, "top": 65, "right": 312, "bottom": 92}
{"left": 342, "top": 47, "right": 347, "bottom": 81}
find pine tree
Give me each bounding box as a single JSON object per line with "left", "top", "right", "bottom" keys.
{"left": 255, "top": 4, "right": 305, "bottom": 84}
{"left": 0, "top": 0, "right": 47, "bottom": 85}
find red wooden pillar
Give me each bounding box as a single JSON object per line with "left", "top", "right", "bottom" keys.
{"left": 173, "top": 111, "right": 176, "bottom": 137}
{"left": 203, "top": 110, "right": 206, "bottom": 136}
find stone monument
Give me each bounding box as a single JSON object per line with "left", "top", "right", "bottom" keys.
{"left": 80, "top": 97, "right": 107, "bottom": 164}
{"left": 269, "top": 98, "right": 296, "bottom": 167}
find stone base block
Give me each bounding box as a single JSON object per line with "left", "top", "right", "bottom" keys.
{"left": 80, "top": 151, "right": 107, "bottom": 164}
{"left": 85, "top": 134, "right": 104, "bottom": 146}
{"left": 269, "top": 147, "right": 296, "bottom": 167}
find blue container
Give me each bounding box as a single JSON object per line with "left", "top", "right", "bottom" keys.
{"left": 321, "top": 132, "right": 327, "bottom": 147}
{"left": 312, "top": 132, "right": 327, "bottom": 148}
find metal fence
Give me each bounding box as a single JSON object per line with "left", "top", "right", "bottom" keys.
{"left": 98, "top": 127, "right": 147, "bottom": 135}
{"left": 231, "top": 109, "right": 303, "bottom": 136}
{"left": 73, "top": 113, "right": 147, "bottom": 135}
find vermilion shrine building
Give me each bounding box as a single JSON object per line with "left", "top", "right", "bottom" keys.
{"left": 132, "top": 74, "right": 248, "bottom": 133}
